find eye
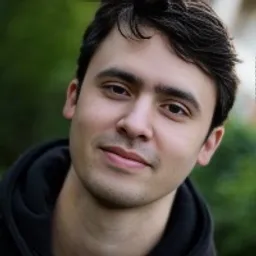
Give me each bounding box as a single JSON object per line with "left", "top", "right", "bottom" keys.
{"left": 162, "top": 102, "right": 190, "bottom": 118}
{"left": 102, "top": 84, "right": 130, "bottom": 97}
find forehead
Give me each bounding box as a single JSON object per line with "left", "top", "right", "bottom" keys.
{"left": 84, "top": 27, "right": 216, "bottom": 111}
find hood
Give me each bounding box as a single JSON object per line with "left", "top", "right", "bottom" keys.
{"left": 150, "top": 177, "right": 216, "bottom": 256}
{"left": 0, "top": 139, "right": 70, "bottom": 256}
{"left": 0, "top": 139, "right": 216, "bottom": 256}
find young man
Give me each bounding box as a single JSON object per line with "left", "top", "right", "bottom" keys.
{"left": 0, "top": 0, "right": 239, "bottom": 255}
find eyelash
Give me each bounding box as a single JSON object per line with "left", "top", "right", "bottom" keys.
{"left": 161, "top": 103, "right": 189, "bottom": 118}
{"left": 102, "top": 84, "right": 131, "bottom": 98}
{"left": 101, "top": 84, "right": 190, "bottom": 118}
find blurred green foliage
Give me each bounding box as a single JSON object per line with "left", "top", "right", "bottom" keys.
{"left": 0, "top": 1, "right": 255, "bottom": 255}
{"left": 192, "top": 122, "right": 256, "bottom": 256}
{"left": 0, "top": 0, "right": 99, "bottom": 167}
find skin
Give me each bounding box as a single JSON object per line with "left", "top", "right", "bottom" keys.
{"left": 52, "top": 27, "right": 224, "bottom": 256}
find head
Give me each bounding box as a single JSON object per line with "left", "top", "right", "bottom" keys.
{"left": 63, "top": 0, "right": 239, "bottom": 208}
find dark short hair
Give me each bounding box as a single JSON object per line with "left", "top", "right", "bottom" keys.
{"left": 76, "top": 0, "right": 240, "bottom": 132}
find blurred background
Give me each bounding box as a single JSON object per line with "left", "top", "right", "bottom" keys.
{"left": 0, "top": 0, "right": 255, "bottom": 255}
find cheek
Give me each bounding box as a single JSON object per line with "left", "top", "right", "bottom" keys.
{"left": 148, "top": 121, "right": 202, "bottom": 193}
{"left": 74, "top": 92, "right": 128, "bottom": 138}
{"left": 155, "top": 120, "right": 203, "bottom": 171}
{"left": 75, "top": 96, "right": 111, "bottom": 133}
{"left": 69, "top": 95, "right": 114, "bottom": 166}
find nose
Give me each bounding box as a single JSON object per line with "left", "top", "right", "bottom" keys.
{"left": 116, "top": 100, "right": 153, "bottom": 141}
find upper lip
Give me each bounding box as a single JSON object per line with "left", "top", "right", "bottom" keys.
{"left": 100, "top": 146, "right": 150, "bottom": 166}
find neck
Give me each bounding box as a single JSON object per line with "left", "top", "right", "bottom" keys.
{"left": 52, "top": 167, "right": 176, "bottom": 256}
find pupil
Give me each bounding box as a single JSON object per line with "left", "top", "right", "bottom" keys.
{"left": 114, "top": 86, "right": 125, "bottom": 94}
{"left": 169, "top": 105, "right": 180, "bottom": 113}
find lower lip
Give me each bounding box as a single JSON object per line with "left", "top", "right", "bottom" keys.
{"left": 101, "top": 150, "right": 148, "bottom": 170}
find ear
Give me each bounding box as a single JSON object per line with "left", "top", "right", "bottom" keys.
{"left": 197, "top": 126, "right": 225, "bottom": 166}
{"left": 63, "top": 79, "right": 79, "bottom": 120}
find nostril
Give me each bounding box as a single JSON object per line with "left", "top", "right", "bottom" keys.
{"left": 117, "top": 126, "right": 128, "bottom": 137}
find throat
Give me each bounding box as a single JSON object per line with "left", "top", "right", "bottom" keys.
{"left": 52, "top": 168, "right": 176, "bottom": 256}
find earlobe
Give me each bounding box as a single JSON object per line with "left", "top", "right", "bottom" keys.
{"left": 63, "top": 80, "right": 79, "bottom": 120}
{"left": 197, "top": 126, "right": 225, "bottom": 166}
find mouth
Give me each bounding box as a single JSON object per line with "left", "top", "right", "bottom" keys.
{"left": 100, "top": 146, "right": 150, "bottom": 169}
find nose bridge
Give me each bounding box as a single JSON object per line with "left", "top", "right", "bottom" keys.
{"left": 117, "top": 95, "right": 153, "bottom": 140}
{"left": 128, "top": 96, "right": 152, "bottom": 124}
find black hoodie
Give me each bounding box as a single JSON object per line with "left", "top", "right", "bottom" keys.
{"left": 0, "top": 139, "right": 216, "bottom": 256}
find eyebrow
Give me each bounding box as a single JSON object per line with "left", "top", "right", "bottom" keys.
{"left": 155, "top": 85, "right": 201, "bottom": 113}
{"left": 96, "top": 67, "right": 201, "bottom": 113}
{"left": 96, "top": 67, "right": 143, "bottom": 86}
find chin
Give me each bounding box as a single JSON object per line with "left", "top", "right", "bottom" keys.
{"left": 83, "top": 177, "right": 150, "bottom": 209}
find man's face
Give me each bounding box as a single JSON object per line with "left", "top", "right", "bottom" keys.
{"left": 63, "top": 27, "right": 224, "bottom": 208}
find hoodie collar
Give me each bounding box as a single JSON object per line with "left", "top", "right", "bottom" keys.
{"left": 1, "top": 139, "right": 69, "bottom": 256}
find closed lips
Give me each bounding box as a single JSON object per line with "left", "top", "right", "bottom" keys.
{"left": 100, "top": 146, "right": 150, "bottom": 166}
